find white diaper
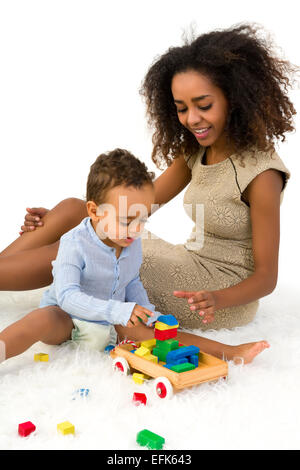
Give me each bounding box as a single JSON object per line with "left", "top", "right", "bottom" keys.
{"left": 69, "top": 319, "right": 117, "bottom": 352}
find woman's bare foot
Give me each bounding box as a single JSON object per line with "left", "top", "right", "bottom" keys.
{"left": 230, "top": 341, "right": 270, "bottom": 365}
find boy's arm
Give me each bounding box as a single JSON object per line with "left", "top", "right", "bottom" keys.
{"left": 125, "top": 272, "right": 162, "bottom": 325}
{"left": 54, "top": 240, "right": 135, "bottom": 326}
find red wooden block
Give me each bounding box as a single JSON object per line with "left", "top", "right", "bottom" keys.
{"left": 133, "top": 392, "right": 147, "bottom": 406}
{"left": 18, "top": 421, "right": 36, "bottom": 437}
{"left": 154, "top": 327, "right": 177, "bottom": 341}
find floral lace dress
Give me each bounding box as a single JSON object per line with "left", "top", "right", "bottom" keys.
{"left": 140, "top": 146, "right": 290, "bottom": 330}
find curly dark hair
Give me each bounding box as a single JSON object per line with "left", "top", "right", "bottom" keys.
{"left": 86, "top": 148, "right": 155, "bottom": 205}
{"left": 140, "top": 23, "right": 299, "bottom": 168}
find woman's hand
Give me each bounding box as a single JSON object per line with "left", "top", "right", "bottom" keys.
{"left": 19, "top": 207, "right": 49, "bottom": 235}
{"left": 173, "top": 290, "right": 217, "bottom": 324}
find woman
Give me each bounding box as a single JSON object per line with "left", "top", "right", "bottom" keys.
{"left": 1, "top": 24, "right": 297, "bottom": 333}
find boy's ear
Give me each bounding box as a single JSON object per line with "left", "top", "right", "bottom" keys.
{"left": 86, "top": 201, "right": 99, "bottom": 220}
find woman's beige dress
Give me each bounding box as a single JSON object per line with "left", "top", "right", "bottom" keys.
{"left": 140, "top": 146, "right": 290, "bottom": 330}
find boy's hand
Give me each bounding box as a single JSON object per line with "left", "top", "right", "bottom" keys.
{"left": 19, "top": 207, "right": 49, "bottom": 235}
{"left": 126, "top": 305, "right": 154, "bottom": 328}
{"left": 173, "top": 290, "right": 216, "bottom": 324}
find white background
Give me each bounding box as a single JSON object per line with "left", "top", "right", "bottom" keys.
{"left": 0, "top": 0, "right": 299, "bottom": 287}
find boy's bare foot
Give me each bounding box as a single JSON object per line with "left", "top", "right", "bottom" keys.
{"left": 230, "top": 341, "right": 270, "bottom": 365}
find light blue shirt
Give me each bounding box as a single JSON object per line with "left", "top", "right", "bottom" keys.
{"left": 40, "top": 217, "right": 162, "bottom": 327}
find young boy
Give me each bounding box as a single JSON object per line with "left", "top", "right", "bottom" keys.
{"left": 0, "top": 149, "right": 269, "bottom": 365}
{"left": 0, "top": 149, "right": 161, "bottom": 361}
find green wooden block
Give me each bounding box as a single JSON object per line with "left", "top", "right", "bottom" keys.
{"left": 156, "top": 339, "right": 179, "bottom": 351}
{"left": 170, "top": 362, "right": 196, "bottom": 373}
{"left": 152, "top": 347, "right": 167, "bottom": 362}
{"left": 136, "top": 429, "right": 165, "bottom": 450}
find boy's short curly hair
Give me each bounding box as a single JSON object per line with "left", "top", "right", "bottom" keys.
{"left": 140, "top": 23, "right": 299, "bottom": 168}
{"left": 86, "top": 148, "right": 155, "bottom": 205}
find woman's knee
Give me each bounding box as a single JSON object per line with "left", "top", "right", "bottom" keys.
{"left": 54, "top": 198, "right": 87, "bottom": 219}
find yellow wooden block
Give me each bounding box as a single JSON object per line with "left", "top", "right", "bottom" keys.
{"left": 132, "top": 373, "right": 146, "bottom": 384}
{"left": 144, "top": 354, "right": 158, "bottom": 364}
{"left": 155, "top": 321, "right": 179, "bottom": 331}
{"left": 140, "top": 339, "right": 156, "bottom": 350}
{"left": 57, "top": 421, "right": 75, "bottom": 435}
{"left": 134, "top": 346, "right": 151, "bottom": 357}
{"left": 34, "top": 353, "right": 49, "bottom": 362}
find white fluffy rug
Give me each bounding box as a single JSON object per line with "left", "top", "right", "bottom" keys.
{"left": 0, "top": 282, "right": 299, "bottom": 450}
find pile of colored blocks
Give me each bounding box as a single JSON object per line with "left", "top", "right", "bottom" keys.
{"left": 132, "top": 315, "right": 200, "bottom": 373}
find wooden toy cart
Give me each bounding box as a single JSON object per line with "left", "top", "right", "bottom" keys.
{"left": 110, "top": 341, "right": 228, "bottom": 399}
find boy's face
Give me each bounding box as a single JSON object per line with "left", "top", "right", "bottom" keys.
{"left": 87, "top": 183, "right": 155, "bottom": 249}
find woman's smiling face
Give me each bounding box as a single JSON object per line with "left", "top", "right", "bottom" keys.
{"left": 171, "top": 69, "right": 230, "bottom": 148}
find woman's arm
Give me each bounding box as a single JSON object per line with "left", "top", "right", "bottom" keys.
{"left": 175, "top": 169, "right": 284, "bottom": 323}
{"left": 151, "top": 155, "right": 191, "bottom": 212}
{"left": 213, "top": 169, "right": 283, "bottom": 310}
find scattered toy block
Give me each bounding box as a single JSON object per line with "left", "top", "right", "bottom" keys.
{"left": 137, "top": 429, "right": 165, "bottom": 450}
{"left": 155, "top": 321, "right": 179, "bottom": 331}
{"left": 57, "top": 421, "right": 75, "bottom": 435}
{"left": 134, "top": 346, "right": 151, "bottom": 357}
{"left": 133, "top": 373, "right": 146, "bottom": 385}
{"left": 170, "top": 363, "right": 196, "bottom": 373}
{"left": 157, "top": 314, "right": 178, "bottom": 326}
{"left": 166, "top": 345, "right": 200, "bottom": 363}
{"left": 34, "top": 353, "right": 49, "bottom": 362}
{"left": 18, "top": 421, "right": 36, "bottom": 437}
{"left": 154, "top": 328, "right": 177, "bottom": 341}
{"left": 72, "top": 388, "right": 90, "bottom": 399}
{"left": 133, "top": 392, "right": 147, "bottom": 406}
{"left": 140, "top": 339, "right": 156, "bottom": 350}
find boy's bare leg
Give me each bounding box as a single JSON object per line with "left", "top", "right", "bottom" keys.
{"left": 115, "top": 324, "right": 270, "bottom": 365}
{"left": 0, "top": 198, "right": 87, "bottom": 290}
{"left": 0, "top": 198, "right": 87, "bottom": 257}
{"left": 0, "top": 306, "right": 74, "bottom": 360}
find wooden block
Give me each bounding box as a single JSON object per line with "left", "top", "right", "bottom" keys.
{"left": 134, "top": 346, "right": 151, "bottom": 357}
{"left": 157, "top": 314, "right": 178, "bottom": 326}
{"left": 155, "top": 321, "right": 179, "bottom": 331}
{"left": 18, "top": 421, "right": 36, "bottom": 437}
{"left": 156, "top": 339, "right": 179, "bottom": 351}
{"left": 137, "top": 429, "right": 165, "bottom": 450}
{"left": 166, "top": 345, "right": 200, "bottom": 363}
{"left": 140, "top": 339, "right": 156, "bottom": 350}
{"left": 154, "top": 328, "right": 177, "bottom": 341}
{"left": 170, "top": 363, "right": 196, "bottom": 373}
{"left": 133, "top": 392, "right": 147, "bottom": 406}
{"left": 132, "top": 373, "right": 146, "bottom": 384}
{"left": 57, "top": 421, "right": 75, "bottom": 435}
{"left": 152, "top": 347, "right": 167, "bottom": 362}
{"left": 34, "top": 353, "right": 49, "bottom": 362}
{"left": 144, "top": 354, "right": 158, "bottom": 363}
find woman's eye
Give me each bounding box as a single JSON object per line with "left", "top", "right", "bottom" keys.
{"left": 199, "top": 104, "right": 212, "bottom": 111}
{"left": 177, "top": 104, "right": 212, "bottom": 113}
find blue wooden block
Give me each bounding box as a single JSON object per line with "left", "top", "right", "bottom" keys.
{"left": 72, "top": 388, "right": 90, "bottom": 400}
{"left": 166, "top": 345, "right": 200, "bottom": 363}
{"left": 157, "top": 314, "right": 178, "bottom": 326}
{"left": 189, "top": 354, "right": 199, "bottom": 367}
